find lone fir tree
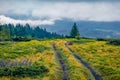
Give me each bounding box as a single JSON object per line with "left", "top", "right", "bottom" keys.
{"left": 70, "top": 22, "right": 80, "bottom": 38}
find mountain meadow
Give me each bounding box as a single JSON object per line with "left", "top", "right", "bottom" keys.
{"left": 0, "top": 0, "right": 120, "bottom": 80}
{"left": 0, "top": 22, "right": 120, "bottom": 80}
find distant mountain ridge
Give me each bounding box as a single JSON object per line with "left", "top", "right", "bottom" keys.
{"left": 40, "top": 20, "right": 120, "bottom": 38}
{"left": 0, "top": 19, "right": 120, "bottom": 38}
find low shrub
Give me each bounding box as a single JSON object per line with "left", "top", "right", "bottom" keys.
{"left": 0, "top": 58, "right": 49, "bottom": 77}
{"left": 97, "top": 38, "right": 107, "bottom": 41}
{"left": 75, "top": 35, "right": 80, "bottom": 40}
{"left": 0, "top": 65, "right": 49, "bottom": 77}
{"left": 108, "top": 39, "right": 120, "bottom": 46}
{"left": 12, "top": 37, "right": 31, "bottom": 41}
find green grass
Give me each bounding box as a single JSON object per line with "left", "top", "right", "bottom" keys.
{"left": 0, "top": 40, "right": 60, "bottom": 80}
{"left": 0, "top": 38, "right": 120, "bottom": 80}
{"left": 0, "top": 40, "right": 50, "bottom": 59}
{"left": 55, "top": 40, "right": 95, "bottom": 80}
{"left": 69, "top": 38, "right": 120, "bottom": 80}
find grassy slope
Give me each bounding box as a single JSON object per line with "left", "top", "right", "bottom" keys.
{"left": 0, "top": 38, "right": 120, "bottom": 80}
{"left": 0, "top": 40, "right": 60, "bottom": 80}
{"left": 69, "top": 39, "right": 120, "bottom": 80}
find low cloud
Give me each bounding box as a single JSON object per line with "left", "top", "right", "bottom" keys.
{"left": 0, "top": 1, "right": 120, "bottom": 25}
{"left": 95, "top": 29, "right": 120, "bottom": 36}
{"left": 0, "top": 15, "right": 54, "bottom": 26}
{"left": 32, "top": 2, "right": 120, "bottom": 22}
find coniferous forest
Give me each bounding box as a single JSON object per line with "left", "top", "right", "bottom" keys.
{"left": 0, "top": 24, "right": 63, "bottom": 41}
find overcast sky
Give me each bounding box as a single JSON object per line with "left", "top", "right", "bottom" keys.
{"left": 0, "top": 0, "right": 120, "bottom": 25}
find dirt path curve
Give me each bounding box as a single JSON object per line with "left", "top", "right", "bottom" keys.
{"left": 52, "top": 44, "right": 69, "bottom": 80}
{"left": 65, "top": 43, "right": 101, "bottom": 80}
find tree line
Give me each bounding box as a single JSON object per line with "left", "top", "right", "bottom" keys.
{"left": 0, "top": 23, "right": 63, "bottom": 41}
{"left": 0, "top": 22, "right": 80, "bottom": 41}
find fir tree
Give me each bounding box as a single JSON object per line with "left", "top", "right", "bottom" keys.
{"left": 70, "top": 22, "right": 80, "bottom": 38}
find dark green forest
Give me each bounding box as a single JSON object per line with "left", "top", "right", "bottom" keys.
{"left": 0, "top": 24, "right": 63, "bottom": 41}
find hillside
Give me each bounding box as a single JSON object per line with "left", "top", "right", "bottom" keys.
{"left": 0, "top": 38, "right": 120, "bottom": 80}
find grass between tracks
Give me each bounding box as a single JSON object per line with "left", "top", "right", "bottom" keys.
{"left": 55, "top": 40, "right": 95, "bottom": 80}
{"left": 69, "top": 39, "right": 120, "bottom": 80}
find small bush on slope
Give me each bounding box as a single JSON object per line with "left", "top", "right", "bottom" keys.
{"left": 0, "top": 65, "right": 49, "bottom": 77}
{"left": 108, "top": 39, "right": 120, "bottom": 46}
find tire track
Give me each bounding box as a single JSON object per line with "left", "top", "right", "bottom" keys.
{"left": 65, "top": 43, "right": 101, "bottom": 80}
{"left": 52, "top": 44, "right": 69, "bottom": 80}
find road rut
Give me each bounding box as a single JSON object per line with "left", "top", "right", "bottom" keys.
{"left": 65, "top": 43, "right": 101, "bottom": 80}
{"left": 52, "top": 44, "right": 69, "bottom": 80}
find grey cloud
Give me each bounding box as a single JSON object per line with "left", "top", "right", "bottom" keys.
{"left": 0, "top": 0, "right": 120, "bottom": 25}
{"left": 0, "top": 15, "right": 55, "bottom": 26}
{"left": 46, "top": 0, "right": 120, "bottom": 2}
{"left": 0, "top": 0, "right": 120, "bottom": 3}
{"left": 26, "top": 0, "right": 120, "bottom": 2}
